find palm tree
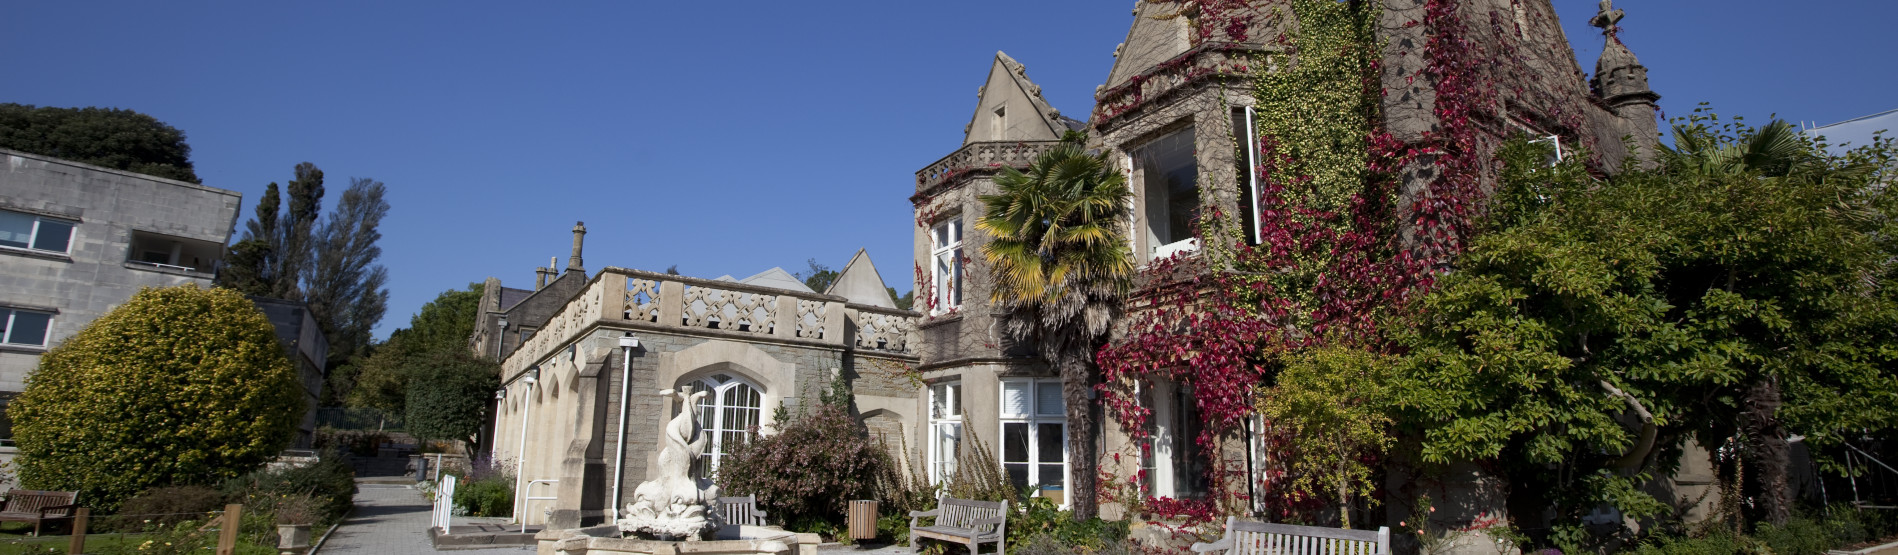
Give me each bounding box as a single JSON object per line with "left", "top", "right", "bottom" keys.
{"left": 977, "top": 140, "right": 1135, "bottom": 521}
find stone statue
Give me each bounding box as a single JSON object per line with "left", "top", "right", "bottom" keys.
{"left": 618, "top": 386, "right": 722, "bottom": 540}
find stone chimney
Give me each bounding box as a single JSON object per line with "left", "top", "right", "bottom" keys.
{"left": 568, "top": 221, "right": 586, "bottom": 272}
{"left": 535, "top": 257, "right": 555, "bottom": 289}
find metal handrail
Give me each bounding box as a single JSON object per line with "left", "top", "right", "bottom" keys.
{"left": 522, "top": 479, "right": 559, "bottom": 533}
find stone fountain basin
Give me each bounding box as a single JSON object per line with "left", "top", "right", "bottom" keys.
{"left": 536, "top": 525, "right": 820, "bottom": 555}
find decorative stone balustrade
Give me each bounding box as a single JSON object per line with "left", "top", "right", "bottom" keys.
{"left": 1091, "top": 42, "right": 1273, "bottom": 128}
{"left": 914, "top": 140, "right": 1064, "bottom": 193}
{"left": 502, "top": 268, "right": 920, "bottom": 377}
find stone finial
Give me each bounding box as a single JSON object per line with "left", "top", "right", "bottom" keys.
{"left": 1589, "top": 0, "right": 1655, "bottom": 106}
{"left": 1589, "top": 0, "right": 1624, "bottom": 35}
{"left": 568, "top": 221, "right": 586, "bottom": 272}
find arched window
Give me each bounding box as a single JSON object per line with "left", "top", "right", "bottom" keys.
{"left": 689, "top": 374, "right": 762, "bottom": 477}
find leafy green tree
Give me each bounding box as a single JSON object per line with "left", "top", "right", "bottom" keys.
{"left": 402, "top": 351, "right": 500, "bottom": 447}
{"left": 1387, "top": 125, "right": 1898, "bottom": 532}
{"left": 347, "top": 285, "right": 495, "bottom": 449}
{"left": 977, "top": 140, "right": 1135, "bottom": 521}
{"left": 796, "top": 259, "right": 838, "bottom": 292}
{"left": 305, "top": 177, "right": 391, "bottom": 365}
{"left": 1256, "top": 347, "right": 1392, "bottom": 528}
{"left": 0, "top": 103, "right": 200, "bottom": 183}
{"left": 10, "top": 286, "right": 303, "bottom": 510}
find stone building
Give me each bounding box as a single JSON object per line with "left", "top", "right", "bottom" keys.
{"left": 0, "top": 148, "right": 241, "bottom": 437}
{"left": 479, "top": 226, "right": 919, "bottom": 528}
{"left": 910, "top": 0, "right": 1663, "bottom": 524}
{"left": 485, "top": 0, "right": 1669, "bottom": 533}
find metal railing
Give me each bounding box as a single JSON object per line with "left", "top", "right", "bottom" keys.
{"left": 522, "top": 479, "right": 560, "bottom": 533}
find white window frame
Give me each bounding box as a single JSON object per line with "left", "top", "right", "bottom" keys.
{"left": 999, "top": 378, "right": 1068, "bottom": 503}
{"left": 0, "top": 209, "right": 76, "bottom": 255}
{"left": 0, "top": 307, "right": 55, "bottom": 348}
{"left": 689, "top": 374, "right": 763, "bottom": 477}
{"left": 1137, "top": 380, "right": 1205, "bottom": 498}
{"left": 930, "top": 219, "right": 964, "bottom": 314}
{"left": 1132, "top": 127, "right": 1202, "bottom": 262}
{"left": 928, "top": 381, "right": 963, "bottom": 485}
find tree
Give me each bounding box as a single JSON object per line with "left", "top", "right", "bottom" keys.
{"left": 977, "top": 140, "right": 1136, "bottom": 520}
{"left": 276, "top": 163, "right": 326, "bottom": 301}
{"left": 347, "top": 285, "right": 495, "bottom": 450}
{"left": 0, "top": 103, "right": 200, "bottom": 183}
{"left": 9, "top": 285, "right": 303, "bottom": 510}
{"left": 1387, "top": 127, "right": 1898, "bottom": 533}
{"left": 796, "top": 259, "right": 838, "bottom": 293}
{"left": 219, "top": 183, "right": 282, "bottom": 295}
{"left": 305, "top": 177, "right": 391, "bottom": 364}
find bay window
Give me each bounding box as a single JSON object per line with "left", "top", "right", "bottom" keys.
{"left": 1134, "top": 127, "right": 1200, "bottom": 260}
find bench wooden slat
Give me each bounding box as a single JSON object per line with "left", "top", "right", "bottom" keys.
{"left": 908, "top": 496, "right": 1007, "bottom": 555}
{"left": 1195, "top": 517, "right": 1389, "bottom": 555}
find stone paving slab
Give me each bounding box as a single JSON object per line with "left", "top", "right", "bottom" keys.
{"left": 315, "top": 480, "right": 532, "bottom": 553}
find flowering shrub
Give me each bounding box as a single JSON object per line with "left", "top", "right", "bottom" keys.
{"left": 715, "top": 403, "right": 883, "bottom": 534}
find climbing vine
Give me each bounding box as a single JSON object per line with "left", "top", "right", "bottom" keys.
{"left": 1098, "top": 0, "right": 1499, "bottom": 523}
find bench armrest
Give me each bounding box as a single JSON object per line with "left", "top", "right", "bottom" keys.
{"left": 1190, "top": 538, "right": 1233, "bottom": 553}
{"left": 909, "top": 508, "right": 940, "bottom": 529}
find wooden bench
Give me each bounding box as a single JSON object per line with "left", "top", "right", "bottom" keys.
{"left": 1192, "top": 517, "right": 1390, "bottom": 555}
{"left": 0, "top": 489, "right": 80, "bottom": 537}
{"left": 908, "top": 496, "right": 1007, "bottom": 554}
{"left": 716, "top": 495, "right": 769, "bottom": 527}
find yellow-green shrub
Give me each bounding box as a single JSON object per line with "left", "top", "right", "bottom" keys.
{"left": 11, "top": 285, "right": 304, "bottom": 510}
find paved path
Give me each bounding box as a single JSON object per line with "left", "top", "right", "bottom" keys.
{"left": 316, "top": 480, "right": 533, "bottom": 553}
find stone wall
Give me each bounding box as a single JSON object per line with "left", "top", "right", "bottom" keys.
{"left": 0, "top": 149, "right": 240, "bottom": 428}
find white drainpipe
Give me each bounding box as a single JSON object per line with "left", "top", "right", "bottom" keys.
{"left": 513, "top": 367, "right": 539, "bottom": 523}
{"left": 609, "top": 334, "right": 639, "bottom": 522}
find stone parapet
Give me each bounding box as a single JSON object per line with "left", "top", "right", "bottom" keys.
{"left": 1091, "top": 42, "right": 1275, "bottom": 132}
{"left": 913, "top": 140, "right": 1063, "bottom": 195}
{"left": 502, "top": 269, "right": 920, "bottom": 379}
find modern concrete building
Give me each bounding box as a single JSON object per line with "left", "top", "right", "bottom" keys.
{"left": 250, "top": 296, "right": 332, "bottom": 450}
{"left": 0, "top": 148, "right": 241, "bottom": 437}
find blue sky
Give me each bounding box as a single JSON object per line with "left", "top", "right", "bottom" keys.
{"left": 4, "top": 1, "right": 1893, "bottom": 339}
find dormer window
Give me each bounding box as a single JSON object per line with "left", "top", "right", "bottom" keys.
{"left": 1134, "top": 127, "right": 1199, "bottom": 260}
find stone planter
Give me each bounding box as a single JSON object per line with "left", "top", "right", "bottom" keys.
{"left": 278, "top": 523, "right": 313, "bottom": 550}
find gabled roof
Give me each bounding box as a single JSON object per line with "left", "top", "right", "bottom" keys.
{"left": 738, "top": 267, "right": 814, "bottom": 293}
{"left": 1102, "top": 2, "right": 1193, "bottom": 91}
{"left": 963, "top": 51, "right": 1081, "bottom": 145}
{"left": 824, "top": 249, "right": 896, "bottom": 308}
{"left": 498, "top": 287, "right": 534, "bottom": 311}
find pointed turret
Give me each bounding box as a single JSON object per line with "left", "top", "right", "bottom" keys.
{"left": 1589, "top": 0, "right": 1657, "bottom": 107}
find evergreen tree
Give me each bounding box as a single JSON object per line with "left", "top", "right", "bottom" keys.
{"left": 0, "top": 103, "right": 200, "bottom": 183}
{"left": 305, "top": 177, "right": 390, "bottom": 365}
{"left": 276, "top": 163, "right": 325, "bottom": 301}
{"left": 218, "top": 183, "right": 282, "bottom": 295}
